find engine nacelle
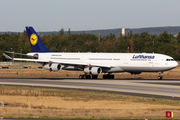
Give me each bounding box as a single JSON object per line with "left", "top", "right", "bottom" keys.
{"left": 44, "top": 64, "right": 51, "bottom": 71}
{"left": 84, "top": 67, "right": 90, "bottom": 74}
{"left": 91, "top": 67, "right": 102, "bottom": 75}
{"left": 84, "top": 67, "right": 102, "bottom": 75}
{"left": 44, "top": 63, "right": 62, "bottom": 72}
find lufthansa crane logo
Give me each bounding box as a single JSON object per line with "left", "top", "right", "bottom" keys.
{"left": 30, "top": 34, "right": 38, "bottom": 45}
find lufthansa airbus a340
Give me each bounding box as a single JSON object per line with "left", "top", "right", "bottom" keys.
{"left": 3, "top": 27, "right": 178, "bottom": 80}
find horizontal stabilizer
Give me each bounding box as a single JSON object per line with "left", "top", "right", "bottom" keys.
{"left": 4, "top": 51, "right": 37, "bottom": 59}
{"left": 3, "top": 53, "right": 12, "bottom": 59}
{"left": 4, "top": 51, "right": 29, "bottom": 56}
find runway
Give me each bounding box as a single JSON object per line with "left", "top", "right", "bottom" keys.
{"left": 0, "top": 78, "right": 180, "bottom": 100}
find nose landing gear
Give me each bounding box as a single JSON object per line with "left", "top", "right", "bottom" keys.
{"left": 157, "top": 72, "right": 163, "bottom": 80}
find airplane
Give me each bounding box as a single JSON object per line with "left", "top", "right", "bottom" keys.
{"left": 3, "top": 26, "right": 178, "bottom": 80}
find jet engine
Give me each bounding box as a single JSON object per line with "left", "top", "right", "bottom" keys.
{"left": 84, "top": 67, "right": 102, "bottom": 75}
{"left": 44, "top": 63, "right": 62, "bottom": 72}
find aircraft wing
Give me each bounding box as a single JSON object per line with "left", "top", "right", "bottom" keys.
{"left": 3, "top": 53, "right": 114, "bottom": 68}
{"left": 3, "top": 53, "right": 115, "bottom": 68}
{"left": 13, "top": 58, "right": 115, "bottom": 68}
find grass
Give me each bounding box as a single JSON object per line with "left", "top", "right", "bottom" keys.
{"left": 0, "top": 85, "right": 180, "bottom": 119}
{"left": 0, "top": 65, "right": 180, "bottom": 119}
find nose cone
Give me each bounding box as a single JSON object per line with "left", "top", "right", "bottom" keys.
{"left": 174, "top": 61, "right": 178, "bottom": 67}
{"left": 171, "top": 61, "right": 178, "bottom": 69}
{"left": 165, "top": 61, "right": 178, "bottom": 71}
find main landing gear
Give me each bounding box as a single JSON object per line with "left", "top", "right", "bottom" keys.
{"left": 79, "top": 74, "right": 115, "bottom": 79}
{"left": 103, "top": 74, "right": 114, "bottom": 79}
{"left": 157, "top": 72, "right": 163, "bottom": 80}
{"left": 79, "top": 74, "right": 98, "bottom": 79}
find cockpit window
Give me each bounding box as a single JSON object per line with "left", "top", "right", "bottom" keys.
{"left": 166, "top": 59, "right": 175, "bottom": 61}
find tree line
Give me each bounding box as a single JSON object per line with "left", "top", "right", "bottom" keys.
{"left": 0, "top": 29, "right": 180, "bottom": 61}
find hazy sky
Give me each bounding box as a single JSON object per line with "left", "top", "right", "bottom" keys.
{"left": 1, "top": 0, "right": 180, "bottom": 32}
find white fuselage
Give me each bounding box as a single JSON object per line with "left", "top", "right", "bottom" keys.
{"left": 32, "top": 52, "right": 178, "bottom": 73}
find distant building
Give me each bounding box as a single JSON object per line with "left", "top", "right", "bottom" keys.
{"left": 122, "top": 27, "right": 125, "bottom": 36}
{"left": 174, "top": 34, "right": 178, "bottom": 37}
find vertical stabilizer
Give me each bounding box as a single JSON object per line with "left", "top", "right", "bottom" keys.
{"left": 26, "top": 26, "right": 52, "bottom": 53}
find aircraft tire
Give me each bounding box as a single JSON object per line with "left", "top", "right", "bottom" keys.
{"left": 86, "top": 75, "right": 91, "bottom": 79}
{"left": 158, "top": 76, "right": 163, "bottom": 80}
{"left": 103, "top": 74, "right": 114, "bottom": 79}
{"left": 79, "top": 75, "right": 85, "bottom": 79}
{"left": 110, "top": 75, "right": 114, "bottom": 79}
{"left": 92, "top": 75, "right": 98, "bottom": 79}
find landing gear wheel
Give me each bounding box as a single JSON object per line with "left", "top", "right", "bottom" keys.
{"left": 103, "top": 74, "right": 114, "bottom": 79}
{"left": 158, "top": 76, "right": 163, "bottom": 80}
{"left": 79, "top": 75, "right": 91, "bottom": 79}
{"left": 103, "top": 75, "right": 107, "bottom": 79}
{"left": 157, "top": 71, "right": 163, "bottom": 80}
{"left": 86, "top": 75, "right": 91, "bottom": 79}
{"left": 79, "top": 75, "right": 84, "bottom": 79}
{"left": 92, "top": 75, "right": 98, "bottom": 79}
{"left": 110, "top": 75, "right": 114, "bottom": 79}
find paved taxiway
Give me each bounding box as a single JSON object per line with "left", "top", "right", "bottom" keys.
{"left": 0, "top": 78, "right": 180, "bottom": 100}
